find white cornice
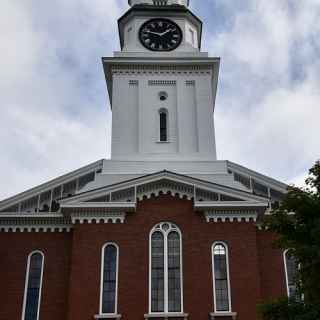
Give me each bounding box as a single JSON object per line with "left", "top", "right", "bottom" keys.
{"left": 205, "top": 211, "right": 258, "bottom": 223}
{"left": 71, "top": 212, "right": 126, "bottom": 224}
{"left": 0, "top": 213, "right": 72, "bottom": 233}
{"left": 0, "top": 225, "right": 73, "bottom": 233}
{"left": 61, "top": 202, "right": 136, "bottom": 211}
{"left": 194, "top": 201, "right": 269, "bottom": 210}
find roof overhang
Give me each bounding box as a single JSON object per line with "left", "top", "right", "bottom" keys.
{"left": 1, "top": 170, "right": 270, "bottom": 231}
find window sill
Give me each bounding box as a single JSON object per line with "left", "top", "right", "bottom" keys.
{"left": 210, "top": 312, "right": 237, "bottom": 319}
{"left": 144, "top": 313, "right": 189, "bottom": 319}
{"left": 156, "top": 141, "right": 171, "bottom": 144}
{"left": 94, "top": 314, "right": 121, "bottom": 319}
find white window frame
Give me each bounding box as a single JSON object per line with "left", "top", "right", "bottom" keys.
{"left": 148, "top": 222, "right": 184, "bottom": 315}
{"left": 21, "top": 250, "right": 45, "bottom": 320}
{"left": 99, "top": 243, "right": 120, "bottom": 316}
{"left": 283, "top": 249, "right": 299, "bottom": 299}
{"left": 158, "top": 108, "right": 169, "bottom": 143}
{"left": 212, "top": 241, "right": 232, "bottom": 314}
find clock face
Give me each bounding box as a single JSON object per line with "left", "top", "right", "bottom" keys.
{"left": 139, "top": 18, "right": 183, "bottom": 52}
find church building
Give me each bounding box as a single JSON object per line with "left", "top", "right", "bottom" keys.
{"left": 0, "top": 1, "right": 296, "bottom": 320}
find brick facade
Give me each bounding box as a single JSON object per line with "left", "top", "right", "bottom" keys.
{"left": 0, "top": 196, "right": 286, "bottom": 320}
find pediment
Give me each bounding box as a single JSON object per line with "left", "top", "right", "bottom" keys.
{"left": 60, "top": 171, "right": 269, "bottom": 210}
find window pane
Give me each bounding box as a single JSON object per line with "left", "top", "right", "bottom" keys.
{"left": 102, "top": 245, "right": 117, "bottom": 314}
{"left": 24, "top": 253, "right": 43, "bottom": 320}
{"left": 214, "top": 244, "right": 230, "bottom": 312}
{"left": 160, "top": 112, "right": 167, "bottom": 142}
{"left": 151, "top": 232, "right": 165, "bottom": 312}
{"left": 285, "top": 251, "right": 299, "bottom": 299}
{"left": 168, "top": 232, "right": 181, "bottom": 313}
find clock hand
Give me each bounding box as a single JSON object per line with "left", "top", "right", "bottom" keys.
{"left": 160, "top": 29, "right": 175, "bottom": 36}
{"left": 145, "top": 31, "right": 162, "bottom": 36}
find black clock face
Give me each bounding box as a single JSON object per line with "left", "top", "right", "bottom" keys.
{"left": 139, "top": 18, "right": 183, "bottom": 52}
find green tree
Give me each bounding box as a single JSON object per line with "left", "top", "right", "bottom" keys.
{"left": 259, "top": 161, "right": 320, "bottom": 320}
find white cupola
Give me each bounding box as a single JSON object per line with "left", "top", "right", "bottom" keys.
{"left": 118, "top": 0, "right": 201, "bottom": 54}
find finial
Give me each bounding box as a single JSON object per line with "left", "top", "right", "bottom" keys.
{"left": 128, "top": 0, "right": 189, "bottom": 7}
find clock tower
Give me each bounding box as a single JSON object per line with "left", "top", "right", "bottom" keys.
{"left": 103, "top": 0, "right": 220, "bottom": 170}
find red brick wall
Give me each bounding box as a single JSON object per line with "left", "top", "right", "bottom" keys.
{"left": 0, "top": 195, "right": 288, "bottom": 320}
{"left": 0, "top": 232, "right": 72, "bottom": 320}
{"left": 257, "top": 230, "right": 287, "bottom": 301}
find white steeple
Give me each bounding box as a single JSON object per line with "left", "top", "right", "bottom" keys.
{"left": 102, "top": 0, "right": 219, "bottom": 164}
{"left": 129, "top": 0, "right": 189, "bottom": 7}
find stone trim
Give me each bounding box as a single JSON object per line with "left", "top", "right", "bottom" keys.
{"left": 94, "top": 315, "right": 122, "bottom": 319}
{"left": 210, "top": 312, "right": 237, "bottom": 319}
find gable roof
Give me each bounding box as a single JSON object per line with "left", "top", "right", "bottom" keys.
{"left": 0, "top": 160, "right": 104, "bottom": 213}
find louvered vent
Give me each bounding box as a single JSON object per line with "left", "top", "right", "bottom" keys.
{"left": 153, "top": 0, "right": 168, "bottom": 5}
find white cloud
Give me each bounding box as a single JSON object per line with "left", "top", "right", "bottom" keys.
{"left": 208, "top": 0, "right": 320, "bottom": 184}
{"left": 0, "top": 0, "right": 127, "bottom": 199}
{"left": 0, "top": 0, "right": 319, "bottom": 200}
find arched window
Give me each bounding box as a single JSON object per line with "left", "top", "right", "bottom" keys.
{"left": 159, "top": 109, "right": 168, "bottom": 142}
{"left": 22, "top": 251, "right": 44, "bottom": 320}
{"left": 149, "top": 222, "right": 183, "bottom": 314}
{"left": 284, "top": 250, "right": 298, "bottom": 299}
{"left": 212, "top": 242, "right": 232, "bottom": 313}
{"left": 100, "top": 243, "right": 119, "bottom": 315}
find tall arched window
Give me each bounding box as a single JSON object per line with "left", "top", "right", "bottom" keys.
{"left": 284, "top": 250, "right": 298, "bottom": 299}
{"left": 100, "top": 243, "right": 119, "bottom": 315}
{"left": 212, "top": 242, "right": 232, "bottom": 313}
{"left": 22, "top": 251, "right": 44, "bottom": 320}
{"left": 149, "top": 222, "right": 183, "bottom": 314}
{"left": 159, "top": 109, "right": 168, "bottom": 142}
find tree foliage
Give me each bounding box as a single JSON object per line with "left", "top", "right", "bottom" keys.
{"left": 259, "top": 161, "right": 320, "bottom": 320}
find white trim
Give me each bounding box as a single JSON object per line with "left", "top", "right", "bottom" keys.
{"left": 21, "top": 250, "right": 45, "bottom": 320}
{"left": 94, "top": 315, "right": 121, "bottom": 319}
{"left": 283, "top": 249, "right": 298, "bottom": 298}
{"left": 148, "top": 222, "right": 184, "bottom": 315}
{"left": 195, "top": 201, "right": 269, "bottom": 209}
{"left": 61, "top": 203, "right": 136, "bottom": 210}
{"left": 144, "top": 312, "right": 188, "bottom": 319}
{"left": 158, "top": 108, "right": 169, "bottom": 143}
{"left": 283, "top": 249, "right": 291, "bottom": 298}
{"left": 1, "top": 226, "right": 72, "bottom": 233}
{"left": 99, "top": 243, "right": 119, "bottom": 317}
{"left": 212, "top": 242, "right": 232, "bottom": 314}
{"left": 210, "top": 312, "right": 237, "bottom": 319}
{"left": 71, "top": 212, "right": 126, "bottom": 225}
{"left": 205, "top": 211, "right": 258, "bottom": 223}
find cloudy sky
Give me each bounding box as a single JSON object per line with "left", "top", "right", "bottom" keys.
{"left": 0, "top": 0, "right": 319, "bottom": 200}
